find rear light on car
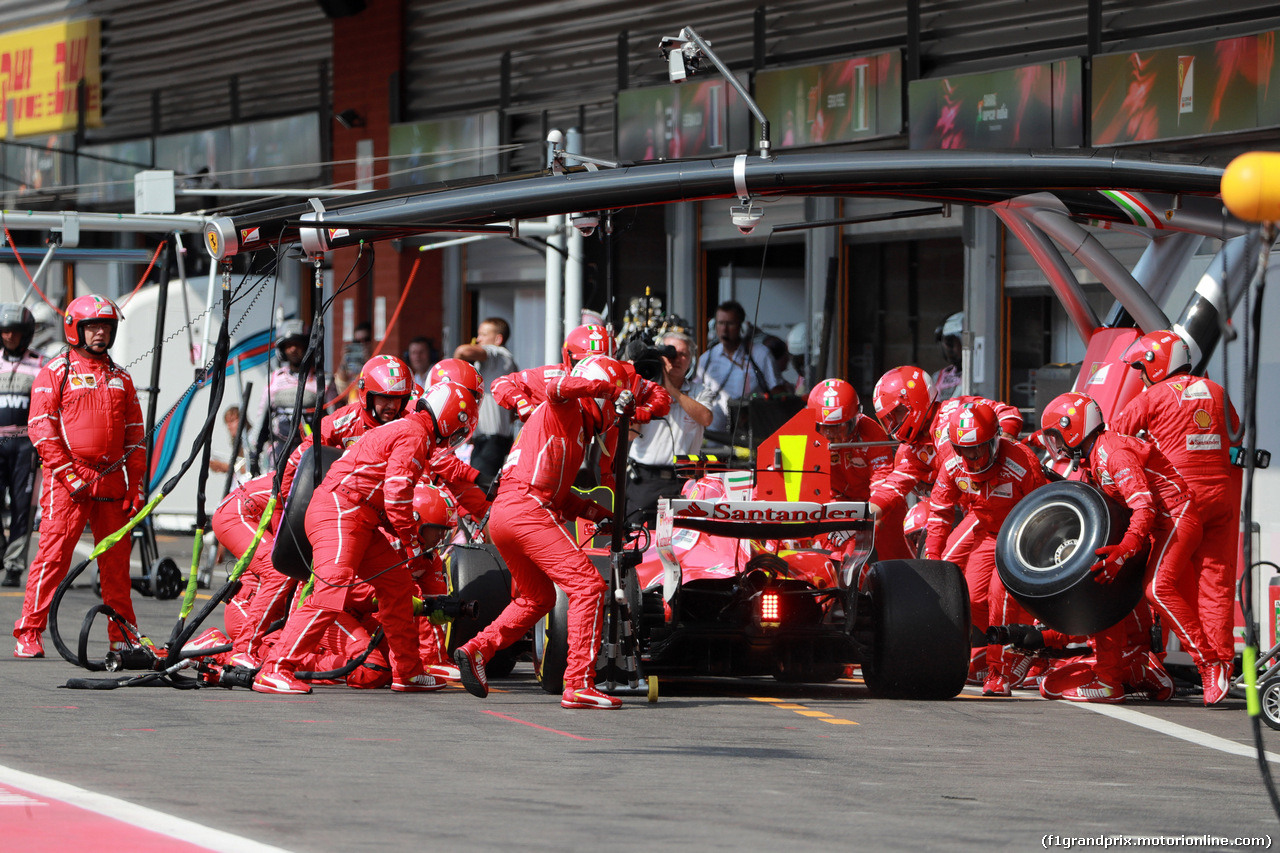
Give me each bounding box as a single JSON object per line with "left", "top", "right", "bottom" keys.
{"left": 759, "top": 591, "right": 781, "bottom": 627}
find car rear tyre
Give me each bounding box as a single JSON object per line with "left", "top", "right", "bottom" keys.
{"left": 533, "top": 587, "right": 570, "bottom": 694}
{"left": 447, "top": 543, "right": 517, "bottom": 678}
{"left": 860, "top": 559, "right": 970, "bottom": 700}
{"left": 995, "top": 480, "right": 1145, "bottom": 636}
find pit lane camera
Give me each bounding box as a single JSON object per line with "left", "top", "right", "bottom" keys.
{"left": 619, "top": 335, "right": 677, "bottom": 384}
{"left": 730, "top": 200, "right": 763, "bottom": 235}
{"left": 571, "top": 210, "right": 600, "bottom": 237}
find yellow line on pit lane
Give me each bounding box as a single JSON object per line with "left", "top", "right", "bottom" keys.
{"left": 750, "top": 696, "right": 858, "bottom": 725}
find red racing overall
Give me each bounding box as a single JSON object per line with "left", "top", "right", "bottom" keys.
{"left": 16, "top": 349, "right": 144, "bottom": 643}
{"left": 465, "top": 371, "right": 620, "bottom": 692}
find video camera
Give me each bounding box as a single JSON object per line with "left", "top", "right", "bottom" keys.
{"left": 619, "top": 336, "right": 677, "bottom": 384}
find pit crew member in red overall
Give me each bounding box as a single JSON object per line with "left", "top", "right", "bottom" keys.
{"left": 0, "top": 304, "right": 45, "bottom": 588}
{"left": 869, "top": 367, "right": 1023, "bottom": 573}
{"left": 1041, "top": 392, "right": 1218, "bottom": 704}
{"left": 252, "top": 382, "right": 476, "bottom": 694}
{"left": 1111, "top": 329, "right": 1241, "bottom": 694}
{"left": 421, "top": 357, "right": 491, "bottom": 520}
{"left": 406, "top": 481, "right": 461, "bottom": 681}
{"left": 454, "top": 354, "right": 632, "bottom": 709}
{"left": 211, "top": 471, "right": 280, "bottom": 665}
{"left": 491, "top": 324, "right": 671, "bottom": 489}
{"left": 806, "top": 378, "right": 909, "bottom": 560}
{"left": 14, "top": 295, "right": 145, "bottom": 658}
{"left": 925, "top": 402, "right": 1047, "bottom": 696}
{"left": 229, "top": 355, "right": 416, "bottom": 666}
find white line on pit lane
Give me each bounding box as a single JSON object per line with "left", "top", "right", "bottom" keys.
{"left": 1069, "top": 702, "right": 1280, "bottom": 764}
{"left": 0, "top": 762, "right": 295, "bottom": 853}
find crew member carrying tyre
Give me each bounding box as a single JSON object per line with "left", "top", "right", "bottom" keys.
{"left": 1111, "top": 329, "right": 1241, "bottom": 701}
{"left": 805, "top": 378, "right": 910, "bottom": 560}
{"left": 251, "top": 382, "right": 476, "bottom": 694}
{"left": 0, "top": 304, "right": 45, "bottom": 588}
{"left": 14, "top": 295, "right": 145, "bottom": 658}
{"left": 924, "top": 402, "right": 1047, "bottom": 695}
{"left": 1040, "top": 392, "right": 1218, "bottom": 704}
{"left": 868, "top": 367, "right": 1023, "bottom": 583}
{"left": 454, "top": 354, "right": 634, "bottom": 710}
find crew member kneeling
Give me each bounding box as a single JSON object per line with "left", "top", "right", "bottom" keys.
{"left": 252, "top": 383, "right": 476, "bottom": 694}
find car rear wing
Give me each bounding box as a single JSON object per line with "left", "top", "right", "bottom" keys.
{"left": 654, "top": 499, "right": 875, "bottom": 600}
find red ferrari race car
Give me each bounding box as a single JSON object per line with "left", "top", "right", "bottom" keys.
{"left": 447, "top": 408, "right": 972, "bottom": 700}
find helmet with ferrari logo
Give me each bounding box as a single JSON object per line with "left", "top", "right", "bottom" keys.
{"left": 570, "top": 353, "right": 628, "bottom": 434}
{"left": 416, "top": 381, "right": 477, "bottom": 448}
{"left": 949, "top": 402, "right": 1001, "bottom": 480}
{"left": 562, "top": 324, "right": 615, "bottom": 368}
{"left": 358, "top": 355, "right": 413, "bottom": 424}
{"left": 412, "top": 481, "right": 458, "bottom": 549}
{"left": 425, "top": 357, "right": 484, "bottom": 403}
{"left": 872, "top": 366, "right": 938, "bottom": 444}
{"left": 1121, "top": 329, "right": 1191, "bottom": 385}
{"left": 806, "top": 378, "right": 860, "bottom": 443}
{"left": 64, "top": 294, "right": 123, "bottom": 350}
{"left": 1039, "top": 393, "right": 1104, "bottom": 462}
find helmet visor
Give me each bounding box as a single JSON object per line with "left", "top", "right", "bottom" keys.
{"left": 956, "top": 439, "right": 996, "bottom": 474}
{"left": 879, "top": 403, "right": 909, "bottom": 437}
{"left": 816, "top": 421, "right": 856, "bottom": 444}
{"left": 1042, "top": 429, "right": 1071, "bottom": 460}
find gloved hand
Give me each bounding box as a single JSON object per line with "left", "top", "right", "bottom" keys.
{"left": 631, "top": 404, "right": 654, "bottom": 424}
{"left": 513, "top": 396, "right": 535, "bottom": 421}
{"left": 248, "top": 452, "right": 261, "bottom": 478}
{"left": 121, "top": 493, "right": 145, "bottom": 516}
{"left": 61, "top": 467, "right": 89, "bottom": 502}
{"left": 1090, "top": 533, "right": 1143, "bottom": 584}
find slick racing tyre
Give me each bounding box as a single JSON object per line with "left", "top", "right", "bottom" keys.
{"left": 270, "top": 445, "right": 342, "bottom": 581}
{"left": 533, "top": 586, "right": 570, "bottom": 694}
{"left": 446, "top": 543, "right": 517, "bottom": 678}
{"left": 995, "top": 480, "right": 1145, "bottom": 636}
{"left": 860, "top": 559, "right": 970, "bottom": 700}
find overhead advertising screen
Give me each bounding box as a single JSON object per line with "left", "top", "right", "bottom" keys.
{"left": 616, "top": 76, "right": 750, "bottom": 161}
{"left": 753, "top": 51, "right": 903, "bottom": 148}
{"left": 1092, "top": 35, "right": 1259, "bottom": 144}
{"left": 388, "top": 112, "right": 500, "bottom": 186}
{"left": 909, "top": 58, "right": 1082, "bottom": 149}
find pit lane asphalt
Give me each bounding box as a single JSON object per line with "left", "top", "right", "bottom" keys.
{"left": 1, "top": 545, "right": 1277, "bottom": 852}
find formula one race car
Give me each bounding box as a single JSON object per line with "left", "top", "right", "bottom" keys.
{"left": 446, "top": 408, "right": 971, "bottom": 700}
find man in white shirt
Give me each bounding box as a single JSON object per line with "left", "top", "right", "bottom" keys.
{"left": 627, "top": 331, "right": 712, "bottom": 525}
{"left": 454, "top": 317, "right": 518, "bottom": 482}
{"left": 694, "top": 300, "right": 786, "bottom": 435}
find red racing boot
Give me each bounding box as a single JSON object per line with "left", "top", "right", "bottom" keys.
{"left": 562, "top": 685, "right": 622, "bottom": 710}
{"left": 1127, "top": 651, "right": 1175, "bottom": 702}
{"left": 252, "top": 667, "right": 313, "bottom": 695}
{"left": 1199, "top": 660, "right": 1231, "bottom": 706}
{"left": 454, "top": 643, "right": 489, "bottom": 698}
{"left": 13, "top": 629, "right": 43, "bottom": 658}
{"left": 1059, "top": 677, "right": 1124, "bottom": 704}
{"left": 391, "top": 673, "right": 447, "bottom": 693}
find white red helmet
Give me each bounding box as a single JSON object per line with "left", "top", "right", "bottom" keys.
{"left": 64, "top": 294, "right": 123, "bottom": 349}
{"left": 1121, "top": 329, "right": 1191, "bottom": 385}
{"left": 357, "top": 355, "right": 413, "bottom": 419}
{"left": 412, "top": 481, "right": 458, "bottom": 529}
{"left": 426, "top": 357, "right": 484, "bottom": 402}
{"left": 562, "top": 324, "right": 615, "bottom": 368}
{"left": 417, "top": 381, "right": 477, "bottom": 448}
{"left": 872, "top": 366, "right": 937, "bottom": 444}
{"left": 1040, "top": 393, "right": 1105, "bottom": 461}
{"left": 904, "top": 501, "right": 929, "bottom": 556}
{"left": 949, "top": 402, "right": 1000, "bottom": 479}
{"left": 570, "top": 353, "right": 628, "bottom": 433}
{"left": 807, "top": 379, "right": 859, "bottom": 426}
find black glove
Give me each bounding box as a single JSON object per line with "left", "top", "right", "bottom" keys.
{"left": 248, "top": 453, "right": 261, "bottom": 478}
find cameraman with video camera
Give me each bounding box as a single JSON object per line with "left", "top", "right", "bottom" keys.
{"left": 625, "top": 330, "right": 712, "bottom": 525}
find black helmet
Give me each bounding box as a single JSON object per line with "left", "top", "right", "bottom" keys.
{"left": 0, "top": 303, "right": 35, "bottom": 354}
